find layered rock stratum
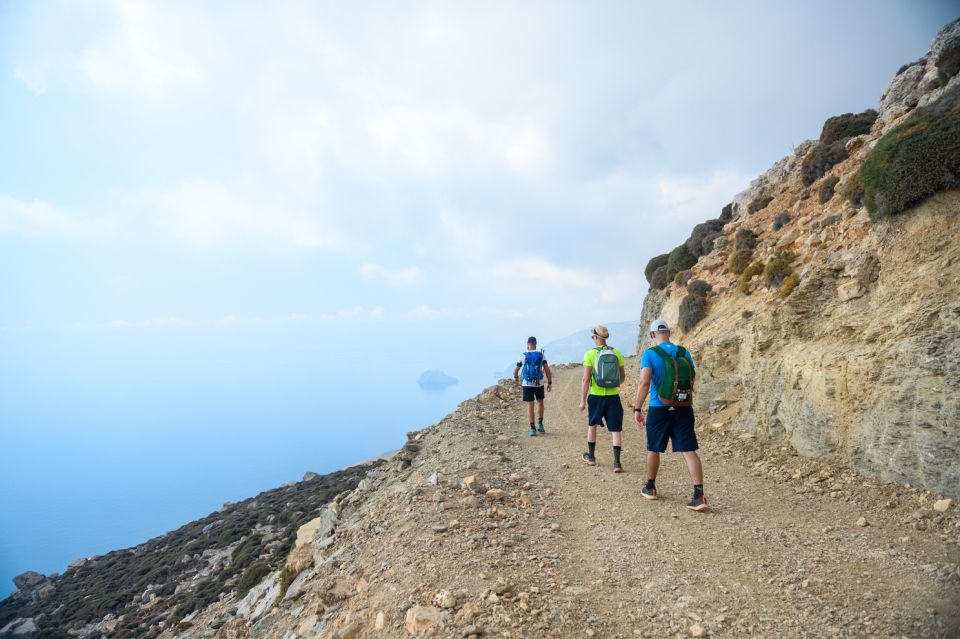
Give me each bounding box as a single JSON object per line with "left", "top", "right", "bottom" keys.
{"left": 640, "top": 18, "right": 960, "bottom": 498}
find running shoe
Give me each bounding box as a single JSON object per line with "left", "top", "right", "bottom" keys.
{"left": 613, "top": 462, "right": 623, "bottom": 473}
{"left": 640, "top": 485, "right": 658, "bottom": 500}
{"left": 581, "top": 452, "right": 596, "bottom": 466}
{"left": 686, "top": 494, "right": 708, "bottom": 511}
{"left": 537, "top": 423, "right": 545, "bottom": 433}
{"left": 529, "top": 428, "right": 537, "bottom": 437}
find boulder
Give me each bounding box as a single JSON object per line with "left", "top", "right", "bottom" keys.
{"left": 404, "top": 606, "right": 444, "bottom": 634}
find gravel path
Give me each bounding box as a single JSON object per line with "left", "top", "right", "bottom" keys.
{"left": 502, "top": 362, "right": 960, "bottom": 637}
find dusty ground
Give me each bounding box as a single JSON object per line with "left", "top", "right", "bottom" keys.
{"left": 182, "top": 362, "right": 960, "bottom": 639}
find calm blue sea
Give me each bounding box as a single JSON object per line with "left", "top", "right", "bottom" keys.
{"left": 0, "top": 325, "right": 516, "bottom": 599}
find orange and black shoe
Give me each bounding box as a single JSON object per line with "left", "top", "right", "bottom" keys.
{"left": 686, "top": 493, "right": 708, "bottom": 511}
{"left": 640, "top": 485, "right": 658, "bottom": 500}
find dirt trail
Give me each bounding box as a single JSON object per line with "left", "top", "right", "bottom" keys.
{"left": 508, "top": 361, "right": 959, "bottom": 637}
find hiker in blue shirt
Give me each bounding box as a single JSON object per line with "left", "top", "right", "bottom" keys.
{"left": 633, "top": 319, "right": 708, "bottom": 511}
{"left": 513, "top": 336, "right": 552, "bottom": 436}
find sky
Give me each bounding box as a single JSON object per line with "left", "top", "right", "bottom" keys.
{"left": 0, "top": 1, "right": 954, "bottom": 345}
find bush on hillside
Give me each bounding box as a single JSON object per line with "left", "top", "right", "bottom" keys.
{"left": 685, "top": 218, "right": 725, "bottom": 257}
{"left": 779, "top": 272, "right": 800, "bottom": 298}
{"left": 860, "top": 102, "right": 960, "bottom": 220}
{"left": 687, "top": 279, "right": 712, "bottom": 297}
{"left": 727, "top": 248, "right": 753, "bottom": 274}
{"left": 674, "top": 269, "right": 693, "bottom": 287}
{"left": 650, "top": 265, "right": 671, "bottom": 290}
{"left": 700, "top": 232, "right": 723, "bottom": 255}
{"left": 644, "top": 253, "right": 669, "bottom": 283}
{"left": 764, "top": 251, "right": 796, "bottom": 288}
{"left": 801, "top": 140, "right": 848, "bottom": 185}
{"left": 678, "top": 293, "right": 707, "bottom": 333}
{"left": 842, "top": 172, "right": 864, "bottom": 206}
{"left": 720, "top": 202, "right": 734, "bottom": 223}
{"left": 738, "top": 261, "right": 764, "bottom": 295}
{"left": 735, "top": 228, "right": 757, "bottom": 250}
{"left": 666, "top": 243, "right": 697, "bottom": 279}
{"left": 772, "top": 211, "right": 791, "bottom": 231}
{"left": 236, "top": 563, "right": 271, "bottom": 599}
{"left": 819, "top": 110, "right": 878, "bottom": 145}
{"left": 748, "top": 195, "right": 773, "bottom": 214}
{"left": 819, "top": 175, "right": 840, "bottom": 203}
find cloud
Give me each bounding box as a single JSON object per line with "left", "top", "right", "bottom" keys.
{"left": 100, "top": 308, "right": 386, "bottom": 330}
{"left": 359, "top": 263, "right": 424, "bottom": 287}
{"left": 365, "top": 104, "right": 551, "bottom": 177}
{"left": 143, "top": 181, "right": 346, "bottom": 250}
{"left": 655, "top": 168, "right": 751, "bottom": 227}
{"left": 13, "top": 65, "right": 48, "bottom": 95}
{"left": 0, "top": 194, "right": 95, "bottom": 238}
{"left": 74, "top": 0, "right": 203, "bottom": 95}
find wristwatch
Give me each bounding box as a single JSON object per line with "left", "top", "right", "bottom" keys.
{"left": 633, "top": 408, "right": 642, "bottom": 413}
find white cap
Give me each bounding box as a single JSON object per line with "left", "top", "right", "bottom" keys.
{"left": 649, "top": 319, "right": 670, "bottom": 332}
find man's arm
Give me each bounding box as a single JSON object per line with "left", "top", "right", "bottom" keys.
{"left": 513, "top": 364, "right": 521, "bottom": 382}
{"left": 544, "top": 362, "right": 553, "bottom": 392}
{"left": 619, "top": 365, "right": 626, "bottom": 385}
{"left": 634, "top": 367, "right": 652, "bottom": 425}
{"left": 579, "top": 365, "right": 591, "bottom": 411}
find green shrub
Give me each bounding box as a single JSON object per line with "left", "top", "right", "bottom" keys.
{"left": 860, "top": 107, "right": 960, "bottom": 220}
{"left": 748, "top": 195, "right": 773, "bottom": 214}
{"left": 738, "top": 261, "right": 764, "bottom": 295}
{"left": 779, "top": 272, "right": 800, "bottom": 298}
{"left": 819, "top": 175, "right": 840, "bottom": 203}
{"left": 666, "top": 243, "right": 697, "bottom": 279}
{"left": 727, "top": 248, "right": 752, "bottom": 274}
{"left": 650, "top": 265, "right": 670, "bottom": 290}
{"left": 644, "top": 253, "right": 669, "bottom": 283}
{"left": 678, "top": 294, "right": 707, "bottom": 332}
{"left": 763, "top": 251, "right": 796, "bottom": 288}
{"left": 772, "top": 211, "right": 791, "bottom": 231}
{"left": 674, "top": 269, "right": 692, "bottom": 286}
{"left": 719, "top": 202, "right": 734, "bottom": 223}
{"left": 236, "top": 563, "right": 271, "bottom": 599}
{"left": 842, "top": 172, "right": 864, "bottom": 206}
{"left": 685, "top": 219, "right": 724, "bottom": 257}
{"left": 687, "top": 279, "right": 712, "bottom": 297}
{"left": 819, "top": 110, "right": 877, "bottom": 145}
{"left": 700, "top": 231, "right": 722, "bottom": 255}
{"left": 735, "top": 228, "right": 757, "bottom": 250}
{"left": 801, "top": 140, "right": 848, "bottom": 185}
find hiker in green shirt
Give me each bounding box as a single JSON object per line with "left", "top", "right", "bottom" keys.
{"left": 578, "top": 325, "right": 627, "bottom": 472}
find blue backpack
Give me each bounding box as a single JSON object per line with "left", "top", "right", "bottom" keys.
{"left": 521, "top": 350, "right": 545, "bottom": 384}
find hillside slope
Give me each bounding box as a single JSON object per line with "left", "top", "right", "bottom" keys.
{"left": 104, "top": 366, "right": 960, "bottom": 638}
{"left": 639, "top": 19, "right": 960, "bottom": 497}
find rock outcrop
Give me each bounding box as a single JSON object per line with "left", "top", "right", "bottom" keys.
{"left": 638, "top": 20, "right": 960, "bottom": 497}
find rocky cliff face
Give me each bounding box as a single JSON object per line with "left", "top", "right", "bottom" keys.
{"left": 638, "top": 20, "right": 960, "bottom": 497}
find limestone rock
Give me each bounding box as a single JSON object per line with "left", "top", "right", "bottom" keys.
{"left": 237, "top": 573, "right": 281, "bottom": 621}
{"left": 405, "top": 606, "right": 444, "bottom": 634}
{"left": 933, "top": 498, "right": 953, "bottom": 512}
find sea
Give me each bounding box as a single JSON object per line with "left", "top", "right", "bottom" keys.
{"left": 0, "top": 324, "right": 522, "bottom": 599}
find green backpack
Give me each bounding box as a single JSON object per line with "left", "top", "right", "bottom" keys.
{"left": 650, "top": 345, "right": 694, "bottom": 407}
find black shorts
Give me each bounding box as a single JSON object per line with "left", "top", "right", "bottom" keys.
{"left": 587, "top": 394, "right": 623, "bottom": 432}
{"left": 645, "top": 406, "right": 698, "bottom": 452}
{"left": 522, "top": 386, "right": 545, "bottom": 401}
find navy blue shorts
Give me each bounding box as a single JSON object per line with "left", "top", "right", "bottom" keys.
{"left": 522, "top": 386, "right": 545, "bottom": 401}
{"left": 645, "top": 406, "right": 698, "bottom": 452}
{"left": 587, "top": 394, "right": 623, "bottom": 432}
